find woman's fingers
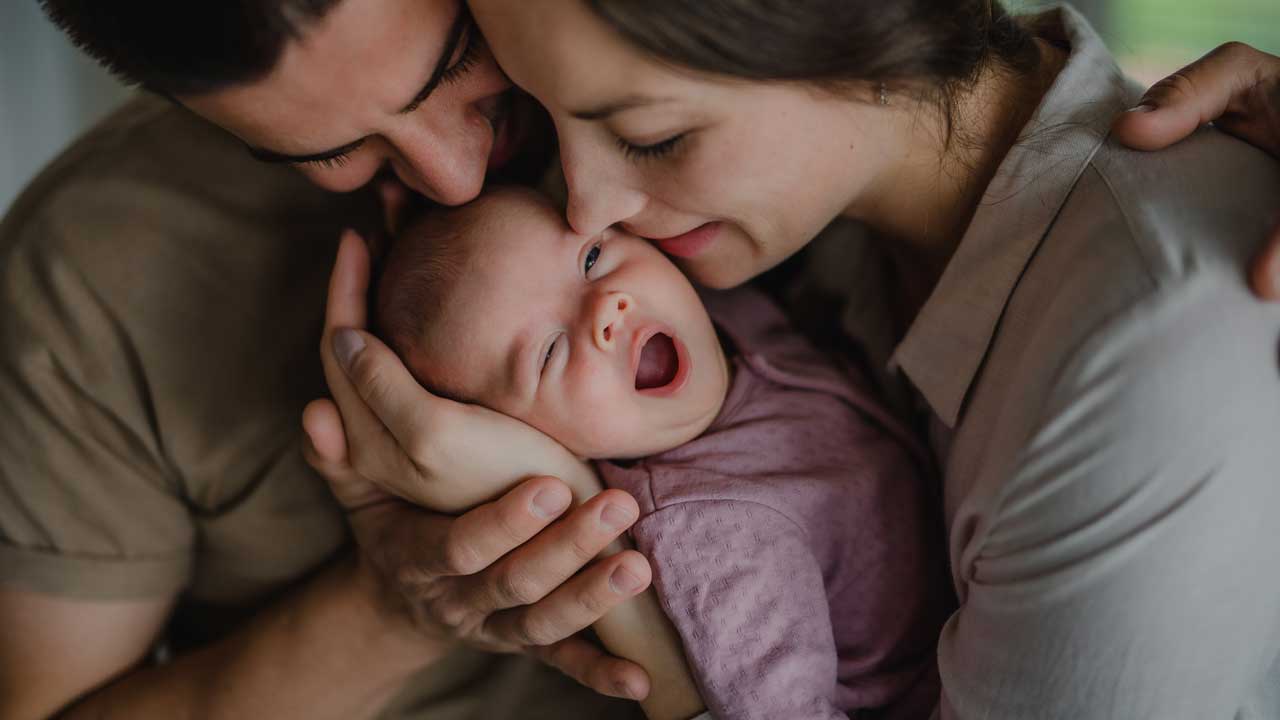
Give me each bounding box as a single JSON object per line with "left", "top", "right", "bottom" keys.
{"left": 527, "top": 636, "right": 652, "bottom": 701}
{"left": 481, "top": 548, "right": 651, "bottom": 648}
{"left": 454, "top": 490, "right": 644, "bottom": 617}
{"left": 1112, "top": 42, "right": 1280, "bottom": 154}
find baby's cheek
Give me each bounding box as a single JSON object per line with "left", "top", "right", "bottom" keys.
{"left": 550, "top": 384, "right": 637, "bottom": 459}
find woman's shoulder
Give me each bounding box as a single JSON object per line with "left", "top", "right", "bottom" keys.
{"left": 1080, "top": 125, "right": 1280, "bottom": 288}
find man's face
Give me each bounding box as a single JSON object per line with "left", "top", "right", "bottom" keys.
{"left": 180, "top": 0, "right": 532, "bottom": 205}
{"left": 417, "top": 189, "right": 729, "bottom": 459}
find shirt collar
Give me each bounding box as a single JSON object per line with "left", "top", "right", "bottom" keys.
{"left": 889, "top": 5, "right": 1131, "bottom": 428}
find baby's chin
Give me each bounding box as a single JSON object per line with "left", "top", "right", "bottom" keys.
{"left": 556, "top": 409, "right": 720, "bottom": 462}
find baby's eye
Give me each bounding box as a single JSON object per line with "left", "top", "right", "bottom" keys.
{"left": 541, "top": 337, "right": 559, "bottom": 373}
{"left": 584, "top": 244, "right": 601, "bottom": 275}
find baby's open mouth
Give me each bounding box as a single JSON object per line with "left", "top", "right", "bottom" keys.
{"left": 635, "top": 332, "right": 679, "bottom": 390}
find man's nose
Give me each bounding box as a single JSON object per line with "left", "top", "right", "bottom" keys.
{"left": 386, "top": 122, "right": 487, "bottom": 207}
{"left": 591, "top": 291, "right": 634, "bottom": 352}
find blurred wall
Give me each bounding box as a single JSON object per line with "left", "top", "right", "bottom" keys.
{"left": 0, "top": 1, "right": 131, "bottom": 215}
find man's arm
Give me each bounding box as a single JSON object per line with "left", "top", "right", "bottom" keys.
{"left": 0, "top": 556, "right": 446, "bottom": 720}
{"left": 1111, "top": 42, "right": 1280, "bottom": 298}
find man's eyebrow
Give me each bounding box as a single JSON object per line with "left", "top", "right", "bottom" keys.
{"left": 243, "top": 6, "right": 473, "bottom": 164}
{"left": 397, "top": 5, "right": 474, "bottom": 115}
{"left": 570, "top": 95, "right": 675, "bottom": 121}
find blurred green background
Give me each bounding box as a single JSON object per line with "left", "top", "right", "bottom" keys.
{"left": 1013, "top": 0, "right": 1280, "bottom": 82}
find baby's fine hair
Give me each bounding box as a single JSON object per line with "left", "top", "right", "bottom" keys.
{"left": 374, "top": 205, "right": 480, "bottom": 396}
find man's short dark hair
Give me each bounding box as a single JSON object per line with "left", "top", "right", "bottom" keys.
{"left": 40, "top": 0, "right": 344, "bottom": 96}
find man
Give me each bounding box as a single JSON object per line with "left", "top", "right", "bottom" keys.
{"left": 2, "top": 1, "right": 1278, "bottom": 717}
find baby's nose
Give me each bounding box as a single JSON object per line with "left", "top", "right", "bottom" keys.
{"left": 592, "top": 291, "right": 634, "bottom": 351}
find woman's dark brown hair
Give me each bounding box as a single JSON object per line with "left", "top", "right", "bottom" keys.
{"left": 587, "top": 0, "right": 1040, "bottom": 120}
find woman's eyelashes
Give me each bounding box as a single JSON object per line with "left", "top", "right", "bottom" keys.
{"left": 616, "top": 132, "right": 687, "bottom": 162}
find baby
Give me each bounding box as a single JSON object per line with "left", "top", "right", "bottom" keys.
{"left": 375, "top": 187, "right": 949, "bottom": 720}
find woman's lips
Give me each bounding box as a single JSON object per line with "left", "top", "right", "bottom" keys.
{"left": 652, "top": 222, "right": 721, "bottom": 259}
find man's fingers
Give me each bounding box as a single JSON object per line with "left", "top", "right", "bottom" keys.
{"left": 1113, "top": 42, "right": 1273, "bottom": 151}
{"left": 302, "top": 398, "right": 348, "bottom": 465}
{"left": 325, "top": 229, "right": 372, "bottom": 333}
{"left": 433, "top": 477, "right": 574, "bottom": 578}
{"left": 451, "top": 488, "right": 642, "bottom": 612}
{"left": 1250, "top": 220, "right": 1280, "bottom": 300}
{"left": 527, "top": 636, "right": 652, "bottom": 701}
{"left": 481, "top": 548, "right": 651, "bottom": 648}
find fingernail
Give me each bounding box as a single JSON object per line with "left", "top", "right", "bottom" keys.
{"left": 530, "top": 487, "right": 570, "bottom": 519}
{"left": 614, "top": 680, "right": 640, "bottom": 700}
{"left": 599, "top": 503, "right": 635, "bottom": 531}
{"left": 609, "top": 565, "right": 644, "bottom": 595}
{"left": 332, "top": 329, "right": 365, "bottom": 372}
{"left": 1127, "top": 103, "right": 1156, "bottom": 113}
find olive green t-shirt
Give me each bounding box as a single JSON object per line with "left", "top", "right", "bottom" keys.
{"left": 0, "top": 95, "right": 637, "bottom": 720}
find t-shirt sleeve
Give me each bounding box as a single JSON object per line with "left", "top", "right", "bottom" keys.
{"left": 631, "top": 499, "right": 847, "bottom": 720}
{"left": 0, "top": 231, "right": 193, "bottom": 599}
{"left": 936, "top": 279, "right": 1280, "bottom": 719}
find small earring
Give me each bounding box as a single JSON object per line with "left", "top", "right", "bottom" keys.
{"left": 878, "top": 83, "right": 889, "bottom": 107}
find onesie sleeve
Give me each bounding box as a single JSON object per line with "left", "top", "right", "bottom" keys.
{"left": 630, "top": 499, "right": 846, "bottom": 720}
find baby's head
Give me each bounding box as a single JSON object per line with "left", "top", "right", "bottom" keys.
{"left": 377, "top": 187, "right": 729, "bottom": 459}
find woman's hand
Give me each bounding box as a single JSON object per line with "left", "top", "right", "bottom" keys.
{"left": 1111, "top": 42, "right": 1280, "bottom": 298}
{"left": 302, "top": 230, "right": 655, "bottom": 700}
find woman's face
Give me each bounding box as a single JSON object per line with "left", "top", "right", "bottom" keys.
{"left": 181, "top": 0, "right": 528, "bottom": 206}
{"left": 470, "top": 0, "right": 900, "bottom": 288}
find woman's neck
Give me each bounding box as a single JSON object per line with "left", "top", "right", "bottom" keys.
{"left": 847, "top": 39, "right": 1068, "bottom": 317}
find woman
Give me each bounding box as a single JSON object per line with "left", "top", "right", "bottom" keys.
{"left": 323, "top": 1, "right": 1280, "bottom": 717}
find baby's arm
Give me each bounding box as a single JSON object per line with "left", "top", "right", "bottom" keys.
{"left": 389, "top": 400, "right": 704, "bottom": 719}
{"left": 631, "top": 500, "right": 853, "bottom": 720}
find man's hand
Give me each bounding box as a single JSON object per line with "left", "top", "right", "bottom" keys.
{"left": 303, "top": 230, "right": 655, "bottom": 701}
{"left": 1111, "top": 42, "right": 1280, "bottom": 299}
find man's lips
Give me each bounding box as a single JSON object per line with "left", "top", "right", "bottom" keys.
{"left": 651, "top": 222, "right": 721, "bottom": 259}
{"left": 485, "top": 93, "right": 519, "bottom": 171}
{"left": 631, "top": 326, "right": 690, "bottom": 396}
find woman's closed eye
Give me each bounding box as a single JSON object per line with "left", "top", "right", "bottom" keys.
{"left": 616, "top": 132, "right": 688, "bottom": 162}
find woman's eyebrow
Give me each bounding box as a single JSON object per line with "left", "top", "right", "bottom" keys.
{"left": 570, "top": 95, "right": 675, "bottom": 121}
{"left": 244, "top": 5, "right": 473, "bottom": 164}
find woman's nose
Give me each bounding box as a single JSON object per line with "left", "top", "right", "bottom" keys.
{"left": 591, "top": 291, "right": 634, "bottom": 352}
{"left": 561, "top": 142, "right": 647, "bottom": 237}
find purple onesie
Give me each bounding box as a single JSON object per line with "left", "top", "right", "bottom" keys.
{"left": 597, "top": 287, "right": 950, "bottom": 720}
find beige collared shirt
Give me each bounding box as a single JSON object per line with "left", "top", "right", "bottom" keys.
{"left": 890, "top": 7, "right": 1280, "bottom": 719}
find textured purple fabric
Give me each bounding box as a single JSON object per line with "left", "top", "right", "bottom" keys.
{"left": 598, "top": 287, "right": 950, "bottom": 720}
